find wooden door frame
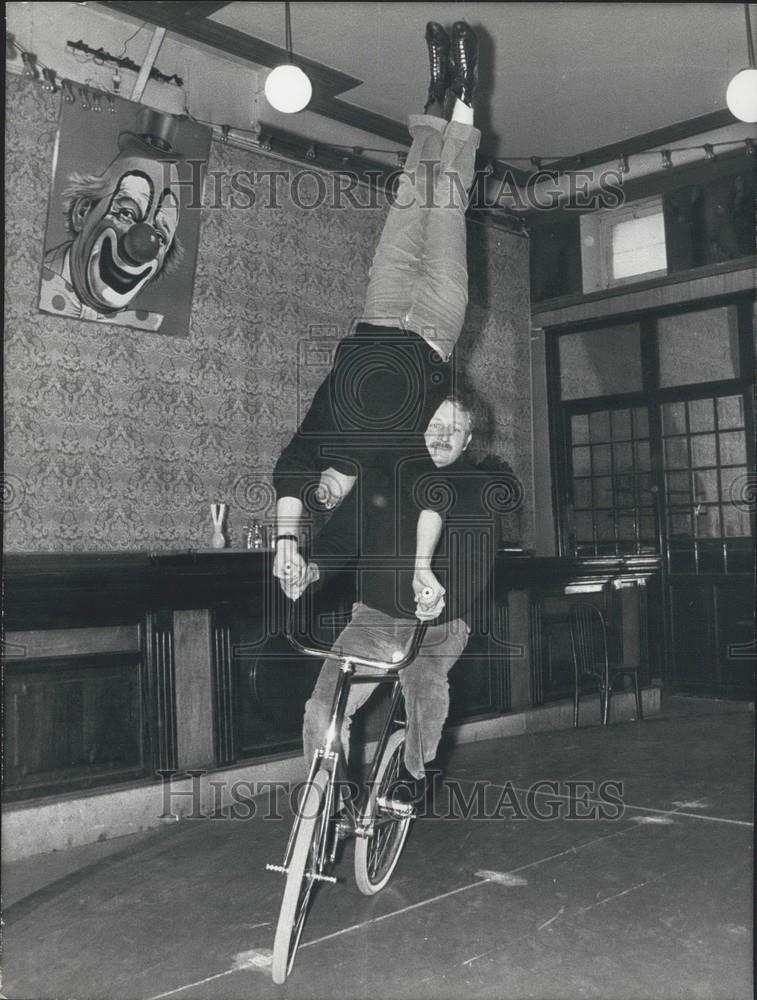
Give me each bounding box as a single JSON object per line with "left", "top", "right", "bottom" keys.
{"left": 545, "top": 291, "right": 755, "bottom": 694}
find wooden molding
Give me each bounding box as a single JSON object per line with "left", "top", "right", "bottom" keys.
{"left": 531, "top": 257, "right": 757, "bottom": 327}
{"left": 525, "top": 147, "right": 755, "bottom": 227}
{"left": 4, "top": 626, "right": 141, "bottom": 658}
{"left": 541, "top": 109, "right": 739, "bottom": 176}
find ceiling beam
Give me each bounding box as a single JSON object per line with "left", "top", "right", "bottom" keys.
{"left": 307, "top": 96, "right": 409, "bottom": 146}
{"left": 130, "top": 25, "right": 166, "bottom": 102}
{"left": 100, "top": 0, "right": 360, "bottom": 93}
{"left": 149, "top": 2, "right": 232, "bottom": 19}
{"left": 99, "top": 0, "right": 410, "bottom": 145}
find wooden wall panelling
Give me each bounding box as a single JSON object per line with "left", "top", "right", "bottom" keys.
{"left": 173, "top": 609, "right": 215, "bottom": 770}
{"left": 529, "top": 596, "right": 544, "bottom": 707}
{"left": 4, "top": 651, "right": 146, "bottom": 798}
{"left": 530, "top": 215, "right": 583, "bottom": 303}
{"left": 142, "top": 609, "right": 178, "bottom": 774}
{"left": 502, "top": 590, "right": 530, "bottom": 710}
{"left": 3, "top": 553, "right": 662, "bottom": 799}
{"left": 495, "top": 600, "right": 512, "bottom": 714}
{"left": 3, "top": 626, "right": 140, "bottom": 658}
{"left": 211, "top": 605, "right": 237, "bottom": 767}
{"left": 448, "top": 632, "right": 502, "bottom": 723}
{"left": 714, "top": 577, "right": 756, "bottom": 699}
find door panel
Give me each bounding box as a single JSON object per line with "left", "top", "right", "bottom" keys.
{"left": 669, "top": 585, "right": 713, "bottom": 692}
{"left": 715, "top": 578, "right": 756, "bottom": 699}
{"left": 661, "top": 389, "right": 753, "bottom": 697}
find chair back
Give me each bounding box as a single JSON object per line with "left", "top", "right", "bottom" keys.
{"left": 570, "top": 602, "right": 609, "bottom": 678}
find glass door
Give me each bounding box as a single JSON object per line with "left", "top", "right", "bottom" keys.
{"left": 551, "top": 296, "right": 755, "bottom": 698}
{"left": 661, "top": 392, "right": 751, "bottom": 575}
{"left": 568, "top": 403, "right": 656, "bottom": 557}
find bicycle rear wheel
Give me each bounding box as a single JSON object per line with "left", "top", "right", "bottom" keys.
{"left": 271, "top": 768, "right": 330, "bottom": 984}
{"left": 354, "top": 729, "right": 413, "bottom": 895}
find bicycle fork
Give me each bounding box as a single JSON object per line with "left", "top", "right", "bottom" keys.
{"left": 265, "top": 756, "right": 339, "bottom": 885}
{"left": 266, "top": 658, "right": 357, "bottom": 883}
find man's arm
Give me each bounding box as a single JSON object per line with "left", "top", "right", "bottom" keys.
{"left": 412, "top": 509, "right": 445, "bottom": 620}
{"left": 281, "top": 487, "right": 361, "bottom": 601}
{"left": 272, "top": 347, "right": 360, "bottom": 587}
{"left": 409, "top": 465, "right": 498, "bottom": 624}
{"left": 273, "top": 468, "right": 356, "bottom": 585}
{"left": 273, "top": 495, "right": 307, "bottom": 585}
{"left": 272, "top": 370, "right": 351, "bottom": 506}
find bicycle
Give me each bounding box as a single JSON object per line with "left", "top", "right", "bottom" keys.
{"left": 266, "top": 602, "right": 429, "bottom": 984}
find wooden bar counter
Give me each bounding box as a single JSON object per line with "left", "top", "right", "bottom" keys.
{"left": 2, "top": 551, "right": 661, "bottom": 801}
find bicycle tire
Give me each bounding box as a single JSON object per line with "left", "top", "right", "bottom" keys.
{"left": 271, "top": 768, "right": 330, "bottom": 984}
{"left": 354, "top": 729, "right": 413, "bottom": 895}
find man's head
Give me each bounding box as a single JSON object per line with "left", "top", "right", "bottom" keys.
{"left": 424, "top": 395, "right": 474, "bottom": 467}
{"left": 60, "top": 153, "right": 183, "bottom": 315}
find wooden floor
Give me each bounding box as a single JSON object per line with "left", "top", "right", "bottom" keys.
{"left": 2, "top": 697, "right": 753, "bottom": 1000}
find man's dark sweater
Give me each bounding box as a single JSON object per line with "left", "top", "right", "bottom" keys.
{"left": 273, "top": 323, "right": 452, "bottom": 504}
{"left": 309, "top": 453, "right": 495, "bottom": 628}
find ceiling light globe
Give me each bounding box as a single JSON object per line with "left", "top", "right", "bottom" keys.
{"left": 726, "top": 67, "right": 757, "bottom": 123}
{"left": 264, "top": 64, "right": 312, "bottom": 114}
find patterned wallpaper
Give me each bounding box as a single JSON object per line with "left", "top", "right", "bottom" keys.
{"left": 4, "top": 75, "right": 532, "bottom": 552}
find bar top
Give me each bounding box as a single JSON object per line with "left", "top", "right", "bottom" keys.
{"left": 3, "top": 550, "right": 661, "bottom": 631}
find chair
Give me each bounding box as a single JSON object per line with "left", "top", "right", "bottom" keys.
{"left": 569, "top": 602, "right": 643, "bottom": 727}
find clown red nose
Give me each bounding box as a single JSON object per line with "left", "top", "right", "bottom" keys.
{"left": 121, "top": 222, "right": 164, "bottom": 266}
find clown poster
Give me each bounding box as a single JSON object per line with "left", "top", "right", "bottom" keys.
{"left": 39, "top": 95, "right": 211, "bottom": 337}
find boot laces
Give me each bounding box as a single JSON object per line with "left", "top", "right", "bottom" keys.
{"left": 454, "top": 39, "right": 471, "bottom": 77}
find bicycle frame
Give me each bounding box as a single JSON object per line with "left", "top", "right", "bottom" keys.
{"left": 272, "top": 605, "right": 427, "bottom": 877}
{"left": 267, "top": 602, "right": 429, "bottom": 983}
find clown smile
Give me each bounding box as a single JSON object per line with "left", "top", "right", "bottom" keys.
{"left": 86, "top": 229, "right": 158, "bottom": 310}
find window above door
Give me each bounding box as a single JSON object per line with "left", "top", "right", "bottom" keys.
{"left": 581, "top": 197, "right": 668, "bottom": 292}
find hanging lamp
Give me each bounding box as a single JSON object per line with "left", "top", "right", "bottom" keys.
{"left": 726, "top": 4, "right": 757, "bottom": 122}
{"left": 264, "top": 2, "right": 312, "bottom": 114}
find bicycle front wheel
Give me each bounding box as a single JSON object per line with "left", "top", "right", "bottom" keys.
{"left": 354, "top": 729, "right": 413, "bottom": 895}
{"left": 271, "top": 768, "right": 330, "bottom": 984}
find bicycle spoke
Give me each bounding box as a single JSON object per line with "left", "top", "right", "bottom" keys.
{"left": 355, "top": 730, "right": 413, "bottom": 895}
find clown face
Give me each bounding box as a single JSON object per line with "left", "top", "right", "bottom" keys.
{"left": 68, "top": 155, "right": 180, "bottom": 314}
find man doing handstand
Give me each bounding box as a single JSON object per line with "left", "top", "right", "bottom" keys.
{"left": 273, "top": 20, "right": 481, "bottom": 619}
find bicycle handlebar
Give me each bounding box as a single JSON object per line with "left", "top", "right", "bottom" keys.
{"left": 285, "top": 600, "right": 428, "bottom": 672}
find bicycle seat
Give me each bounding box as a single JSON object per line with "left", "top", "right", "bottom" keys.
{"left": 285, "top": 603, "right": 427, "bottom": 672}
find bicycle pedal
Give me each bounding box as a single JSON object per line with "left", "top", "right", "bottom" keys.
{"left": 376, "top": 795, "right": 415, "bottom": 818}
{"left": 336, "top": 819, "right": 355, "bottom": 838}
{"left": 306, "top": 872, "right": 337, "bottom": 884}
{"left": 266, "top": 863, "right": 288, "bottom": 874}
